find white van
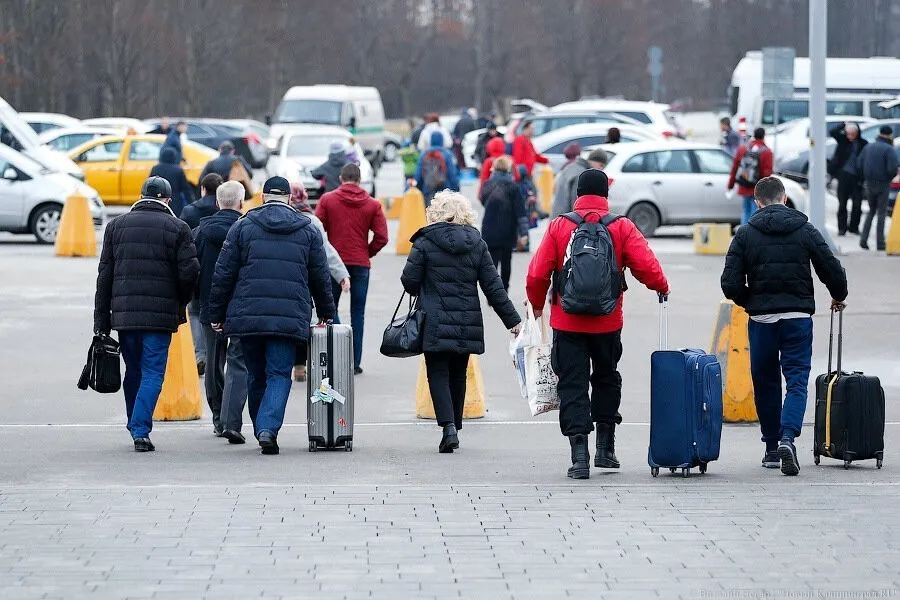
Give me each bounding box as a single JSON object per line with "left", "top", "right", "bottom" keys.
{"left": 0, "top": 97, "right": 84, "bottom": 180}
{"left": 270, "top": 85, "right": 386, "bottom": 165}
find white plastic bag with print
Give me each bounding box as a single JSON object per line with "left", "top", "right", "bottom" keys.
{"left": 513, "top": 306, "right": 560, "bottom": 416}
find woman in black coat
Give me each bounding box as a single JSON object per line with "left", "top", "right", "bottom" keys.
{"left": 401, "top": 191, "right": 522, "bottom": 453}
{"left": 479, "top": 156, "right": 529, "bottom": 291}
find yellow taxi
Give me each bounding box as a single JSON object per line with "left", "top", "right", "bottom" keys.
{"left": 67, "top": 134, "right": 216, "bottom": 205}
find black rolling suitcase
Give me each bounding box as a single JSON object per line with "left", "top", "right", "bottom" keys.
{"left": 813, "top": 309, "right": 885, "bottom": 469}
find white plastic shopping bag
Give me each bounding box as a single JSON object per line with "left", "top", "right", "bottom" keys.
{"left": 514, "top": 306, "right": 559, "bottom": 416}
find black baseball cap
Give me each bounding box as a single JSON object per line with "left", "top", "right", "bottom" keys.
{"left": 263, "top": 176, "right": 290, "bottom": 196}
{"left": 141, "top": 176, "right": 172, "bottom": 199}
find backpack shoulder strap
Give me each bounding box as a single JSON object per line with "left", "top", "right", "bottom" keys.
{"left": 561, "top": 211, "right": 584, "bottom": 225}
{"left": 600, "top": 213, "right": 621, "bottom": 227}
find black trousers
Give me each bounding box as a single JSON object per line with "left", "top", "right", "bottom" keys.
{"left": 424, "top": 351, "right": 470, "bottom": 429}
{"left": 835, "top": 172, "right": 863, "bottom": 234}
{"left": 861, "top": 180, "right": 891, "bottom": 249}
{"left": 551, "top": 330, "right": 623, "bottom": 437}
{"left": 488, "top": 246, "right": 513, "bottom": 291}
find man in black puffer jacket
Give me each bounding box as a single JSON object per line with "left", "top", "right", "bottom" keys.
{"left": 94, "top": 176, "right": 200, "bottom": 453}
{"left": 193, "top": 180, "right": 247, "bottom": 443}
{"left": 721, "top": 176, "right": 847, "bottom": 477}
{"left": 479, "top": 156, "right": 529, "bottom": 291}
{"left": 208, "top": 176, "right": 334, "bottom": 455}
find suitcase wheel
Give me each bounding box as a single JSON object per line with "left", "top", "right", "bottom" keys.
{"left": 669, "top": 467, "right": 677, "bottom": 474}
{"left": 814, "top": 455, "right": 820, "bottom": 465}
{"left": 345, "top": 441, "right": 353, "bottom": 452}
{"left": 651, "top": 467, "right": 659, "bottom": 478}
{"left": 308, "top": 441, "right": 318, "bottom": 453}
{"left": 877, "top": 459, "right": 883, "bottom": 469}
{"left": 699, "top": 463, "right": 707, "bottom": 474}
{"left": 682, "top": 468, "right": 690, "bottom": 478}
{"left": 843, "top": 460, "right": 851, "bottom": 470}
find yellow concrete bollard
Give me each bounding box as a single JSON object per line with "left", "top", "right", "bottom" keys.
{"left": 693, "top": 223, "right": 733, "bottom": 255}
{"left": 709, "top": 300, "right": 757, "bottom": 423}
{"left": 54, "top": 192, "right": 96, "bottom": 257}
{"left": 886, "top": 198, "right": 900, "bottom": 255}
{"left": 153, "top": 318, "right": 202, "bottom": 421}
{"left": 536, "top": 164, "right": 554, "bottom": 215}
{"left": 241, "top": 190, "right": 263, "bottom": 213}
{"left": 385, "top": 196, "right": 405, "bottom": 220}
{"left": 415, "top": 355, "right": 485, "bottom": 419}
{"left": 396, "top": 187, "right": 427, "bottom": 255}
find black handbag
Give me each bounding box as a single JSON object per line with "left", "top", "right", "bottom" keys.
{"left": 77, "top": 334, "right": 122, "bottom": 394}
{"left": 380, "top": 292, "right": 425, "bottom": 358}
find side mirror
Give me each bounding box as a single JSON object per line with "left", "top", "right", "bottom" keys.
{"left": 265, "top": 114, "right": 272, "bottom": 126}
{"left": 2, "top": 167, "right": 18, "bottom": 181}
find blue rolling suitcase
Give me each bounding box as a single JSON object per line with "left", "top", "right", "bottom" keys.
{"left": 649, "top": 295, "right": 723, "bottom": 477}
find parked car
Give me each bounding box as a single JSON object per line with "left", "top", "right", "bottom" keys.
{"left": 0, "top": 96, "right": 85, "bottom": 180}
{"left": 533, "top": 123, "right": 664, "bottom": 172}
{"left": 383, "top": 131, "right": 402, "bottom": 162}
{"left": 503, "top": 110, "right": 643, "bottom": 145}
{"left": 38, "top": 127, "right": 120, "bottom": 153}
{"left": 81, "top": 118, "right": 151, "bottom": 134}
{"left": 0, "top": 144, "right": 105, "bottom": 243}
{"left": 20, "top": 112, "right": 81, "bottom": 134}
{"left": 769, "top": 116, "right": 875, "bottom": 160}
{"left": 68, "top": 134, "right": 216, "bottom": 206}
{"left": 145, "top": 118, "right": 270, "bottom": 169}
{"left": 593, "top": 140, "right": 809, "bottom": 237}
{"left": 266, "top": 124, "right": 376, "bottom": 205}
{"left": 548, "top": 100, "right": 684, "bottom": 138}
{"left": 860, "top": 119, "right": 900, "bottom": 143}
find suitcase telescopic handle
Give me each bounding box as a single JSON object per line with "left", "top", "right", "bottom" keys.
{"left": 827, "top": 308, "right": 844, "bottom": 375}
{"left": 658, "top": 293, "right": 669, "bottom": 350}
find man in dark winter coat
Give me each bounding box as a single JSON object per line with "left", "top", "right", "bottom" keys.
{"left": 721, "top": 176, "right": 848, "bottom": 476}
{"left": 200, "top": 141, "right": 253, "bottom": 183}
{"left": 527, "top": 169, "right": 669, "bottom": 480}
{"left": 478, "top": 156, "right": 528, "bottom": 290}
{"left": 856, "top": 126, "right": 899, "bottom": 251}
{"left": 181, "top": 173, "right": 223, "bottom": 230}
{"left": 150, "top": 146, "right": 193, "bottom": 217}
{"left": 193, "top": 180, "right": 248, "bottom": 443}
{"left": 94, "top": 176, "right": 200, "bottom": 452}
{"left": 311, "top": 143, "right": 349, "bottom": 193}
{"left": 474, "top": 121, "right": 502, "bottom": 166}
{"left": 161, "top": 120, "right": 186, "bottom": 162}
{"left": 208, "top": 176, "right": 334, "bottom": 455}
{"left": 828, "top": 122, "right": 867, "bottom": 235}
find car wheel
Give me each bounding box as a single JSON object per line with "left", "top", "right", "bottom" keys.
{"left": 30, "top": 204, "right": 63, "bottom": 244}
{"left": 626, "top": 202, "right": 661, "bottom": 238}
{"left": 384, "top": 142, "right": 399, "bottom": 163}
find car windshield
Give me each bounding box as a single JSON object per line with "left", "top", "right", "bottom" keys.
{"left": 276, "top": 100, "right": 342, "bottom": 125}
{"left": 286, "top": 135, "right": 344, "bottom": 157}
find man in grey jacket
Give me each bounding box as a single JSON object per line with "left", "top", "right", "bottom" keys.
{"left": 857, "top": 126, "right": 899, "bottom": 251}
{"left": 550, "top": 148, "right": 608, "bottom": 218}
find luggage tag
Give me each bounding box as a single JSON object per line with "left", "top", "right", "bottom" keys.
{"left": 310, "top": 378, "right": 345, "bottom": 405}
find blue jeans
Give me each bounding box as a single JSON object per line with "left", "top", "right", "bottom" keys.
{"left": 241, "top": 336, "right": 295, "bottom": 438}
{"left": 741, "top": 195, "right": 757, "bottom": 225}
{"left": 119, "top": 331, "right": 172, "bottom": 439}
{"left": 748, "top": 317, "right": 813, "bottom": 446}
{"left": 332, "top": 265, "right": 370, "bottom": 369}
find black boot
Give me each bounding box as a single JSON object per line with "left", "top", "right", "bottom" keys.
{"left": 439, "top": 424, "right": 459, "bottom": 453}
{"left": 594, "top": 423, "right": 620, "bottom": 469}
{"left": 567, "top": 435, "right": 590, "bottom": 479}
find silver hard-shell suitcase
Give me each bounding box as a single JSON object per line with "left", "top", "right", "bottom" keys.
{"left": 307, "top": 324, "right": 355, "bottom": 451}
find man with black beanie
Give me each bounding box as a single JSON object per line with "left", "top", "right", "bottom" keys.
{"left": 526, "top": 169, "right": 669, "bottom": 479}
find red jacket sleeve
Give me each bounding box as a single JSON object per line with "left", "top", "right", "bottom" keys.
{"left": 478, "top": 158, "right": 493, "bottom": 195}
{"left": 534, "top": 151, "right": 549, "bottom": 165}
{"left": 512, "top": 137, "right": 526, "bottom": 168}
{"left": 368, "top": 202, "right": 389, "bottom": 257}
{"left": 619, "top": 220, "right": 669, "bottom": 294}
{"left": 525, "top": 221, "right": 560, "bottom": 311}
{"left": 760, "top": 147, "right": 774, "bottom": 178}
{"left": 727, "top": 145, "right": 744, "bottom": 189}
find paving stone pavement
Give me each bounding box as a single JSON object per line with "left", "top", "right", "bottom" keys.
{"left": 2, "top": 479, "right": 899, "bottom": 600}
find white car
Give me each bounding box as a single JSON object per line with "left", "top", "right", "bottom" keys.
{"left": 0, "top": 144, "right": 105, "bottom": 243}
{"left": 38, "top": 127, "right": 120, "bottom": 153}
{"left": 533, "top": 123, "right": 664, "bottom": 172}
{"left": 81, "top": 118, "right": 151, "bottom": 134}
{"left": 21, "top": 112, "right": 81, "bottom": 134}
{"left": 770, "top": 116, "right": 876, "bottom": 161}
{"left": 0, "top": 97, "right": 85, "bottom": 180}
{"left": 267, "top": 124, "right": 376, "bottom": 204}
{"left": 550, "top": 100, "right": 684, "bottom": 138}
{"left": 593, "top": 141, "right": 810, "bottom": 237}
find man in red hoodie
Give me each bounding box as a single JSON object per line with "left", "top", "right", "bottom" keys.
{"left": 526, "top": 169, "right": 669, "bottom": 479}
{"left": 512, "top": 120, "right": 549, "bottom": 179}
{"left": 728, "top": 127, "right": 774, "bottom": 225}
{"left": 316, "top": 163, "right": 389, "bottom": 374}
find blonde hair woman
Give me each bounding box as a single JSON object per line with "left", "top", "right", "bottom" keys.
{"left": 401, "top": 191, "right": 522, "bottom": 452}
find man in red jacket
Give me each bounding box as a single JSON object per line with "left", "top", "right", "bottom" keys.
{"left": 316, "top": 163, "right": 389, "bottom": 374}
{"left": 526, "top": 170, "right": 669, "bottom": 479}
{"left": 728, "top": 127, "right": 774, "bottom": 225}
{"left": 512, "top": 120, "right": 549, "bottom": 179}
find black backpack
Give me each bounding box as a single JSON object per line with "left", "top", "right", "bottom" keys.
{"left": 555, "top": 212, "right": 623, "bottom": 316}
{"left": 735, "top": 142, "right": 762, "bottom": 188}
